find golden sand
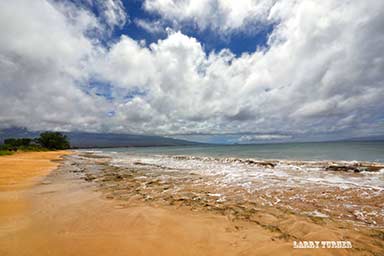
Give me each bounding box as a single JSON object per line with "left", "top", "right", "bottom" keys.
{"left": 0, "top": 151, "right": 71, "bottom": 190}
{"left": 0, "top": 151, "right": 71, "bottom": 230}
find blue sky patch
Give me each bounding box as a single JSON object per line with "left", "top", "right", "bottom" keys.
{"left": 86, "top": 80, "right": 114, "bottom": 101}
{"left": 110, "top": 0, "right": 275, "bottom": 56}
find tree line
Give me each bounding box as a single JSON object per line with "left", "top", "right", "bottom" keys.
{"left": 0, "top": 132, "right": 70, "bottom": 152}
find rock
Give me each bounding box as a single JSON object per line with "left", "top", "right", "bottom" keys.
{"left": 257, "top": 162, "right": 276, "bottom": 168}
{"left": 105, "top": 194, "right": 114, "bottom": 199}
{"left": 364, "top": 165, "right": 384, "bottom": 172}
{"left": 325, "top": 165, "right": 360, "bottom": 172}
{"left": 84, "top": 174, "right": 96, "bottom": 181}
{"left": 325, "top": 162, "right": 384, "bottom": 173}
{"left": 241, "top": 159, "right": 275, "bottom": 168}
{"left": 113, "top": 174, "right": 123, "bottom": 180}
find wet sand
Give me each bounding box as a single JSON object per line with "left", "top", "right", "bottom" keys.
{"left": 0, "top": 151, "right": 71, "bottom": 231}
{"left": 0, "top": 151, "right": 383, "bottom": 255}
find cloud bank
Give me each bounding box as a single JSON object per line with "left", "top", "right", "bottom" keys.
{"left": 0, "top": 0, "right": 383, "bottom": 142}
{"left": 143, "top": 0, "right": 277, "bottom": 35}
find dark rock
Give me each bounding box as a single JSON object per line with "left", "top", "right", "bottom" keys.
{"left": 84, "top": 173, "right": 96, "bottom": 181}
{"left": 325, "top": 165, "right": 360, "bottom": 172}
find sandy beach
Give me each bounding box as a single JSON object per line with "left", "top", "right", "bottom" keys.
{"left": 0, "top": 151, "right": 383, "bottom": 256}
{"left": 0, "top": 151, "right": 71, "bottom": 229}
{"left": 2, "top": 0, "right": 384, "bottom": 255}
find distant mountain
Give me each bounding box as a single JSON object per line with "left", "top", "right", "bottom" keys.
{"left": 344, "top": 135, "right": 384, "bottom": 142}
{"left": 0, "top": 128, "right": 198, "bottom": 148}
{"left": 66, "top": 132, "right": 198, "bottom": 148}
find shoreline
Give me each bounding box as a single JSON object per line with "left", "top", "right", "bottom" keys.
{"left": 0, "top": 151, "right": 383, "bottom": 255}
{"left": 83, "top": 150, "right": 384, "bottom": 226}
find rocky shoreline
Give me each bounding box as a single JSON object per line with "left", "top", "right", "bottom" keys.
{"left": 68, "top": 152, "right": 384, "bottom": 225}
{"left": 57, "top": 152, "right": 384, "bottom": 255}
{"left": 171, "top": 155, "right": 384, "bottom": 173}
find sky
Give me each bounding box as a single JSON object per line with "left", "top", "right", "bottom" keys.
{"left": 0, "top": 0, "right": 383, "bottom": 144}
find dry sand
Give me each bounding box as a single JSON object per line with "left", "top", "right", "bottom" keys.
{"left": 0, "top": 151, "right": 382, "bottom": 255}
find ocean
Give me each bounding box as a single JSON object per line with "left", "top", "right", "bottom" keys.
{"left": 82, "top": 141, "right": 384, "bottom": 191}
{"left": 97, "top": 141, "right": 384, "bottom": 163}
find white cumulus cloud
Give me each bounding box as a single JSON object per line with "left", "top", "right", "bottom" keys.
{"left": 143, "top": 0, "right": 277, "bottom": 34}
{"left": 0, "top": 0, "right": 383, "bottom": 140}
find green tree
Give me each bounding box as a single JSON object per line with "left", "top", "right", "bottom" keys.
{"left": 4, "top": 138, "right": 32, "bottom": 149}
{"left": 37, "top": 132, "right": 70, "bottom": 150}
{"left": 4, "top": 138, "right": 17, "bottom": 147}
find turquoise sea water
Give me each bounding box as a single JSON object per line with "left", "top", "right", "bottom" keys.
{"left": 85, "top": 141, "right": 384, "bottom": 192}
{"left": 98, "top": 141, "right": 384, "bottom": 163}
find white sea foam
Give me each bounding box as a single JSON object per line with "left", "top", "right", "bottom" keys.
{"left": 305, "top": 210, "right": 329, "bottom": 218}
{"left": 97, "top": 152, "right": 384, "bottom": 191}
